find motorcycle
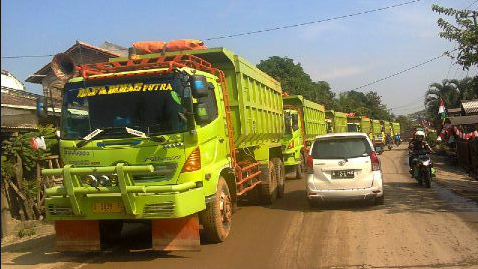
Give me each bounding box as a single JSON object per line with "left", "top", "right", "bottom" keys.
{"left": 409, "top": 149, "right": 434, "bottom": 188}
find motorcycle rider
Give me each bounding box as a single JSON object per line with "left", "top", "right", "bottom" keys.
{"left": 408, "top": 130, "right": 434, "bottom": 173}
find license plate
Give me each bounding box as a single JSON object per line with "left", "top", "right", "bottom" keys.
{"left": 331, "top": 170, "right": 355, "bottom": 179}
{"left": 92, "top": 202, "right": 124, "bottom": 213}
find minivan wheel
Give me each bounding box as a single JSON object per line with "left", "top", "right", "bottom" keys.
{"left": 295, "top": 153, "right": 305, "bottom": 179}
{"left": 375, "top": 194, "right": 385, "bottom": 205}
{"left": 308, "top": 199, "right": 319, "bottom": 208}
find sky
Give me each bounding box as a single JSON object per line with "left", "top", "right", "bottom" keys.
{"left": 1, "top": 0, "right": 477, "bottom": 115}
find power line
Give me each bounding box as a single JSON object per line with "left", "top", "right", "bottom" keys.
{"left": 1, "top": 0, "right": 422, "bottom": 59}
{"left": 466, "top": 0, "right": 478, "bottom": 9}
{"left": 344, "top": 48, "right": 458, "bottom": 92}
{"left": 2, "top": 54, "right": 55, "bottom": 59}
{"left": 390, "top": 100, "right": 424, "bottom": 109}
{"left": 205, "top": 0, "right": 422, "bottom": 41}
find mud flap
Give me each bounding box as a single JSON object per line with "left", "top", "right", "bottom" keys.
{"left": 55, "top": 220, "right": 100, "bottom": 251}
{"left": 151, "top": 214, "right": 200, "bottom": 251}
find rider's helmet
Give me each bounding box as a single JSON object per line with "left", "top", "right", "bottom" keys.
{"left": 415, "top": 130, "right": 425, "bottom": 142}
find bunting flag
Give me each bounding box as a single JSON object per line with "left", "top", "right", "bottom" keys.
{"left": 437, "top": 124, "right": 478, "bottom": 141}
{"left": 438, "top": 98, "right": 446, "bottom": 124}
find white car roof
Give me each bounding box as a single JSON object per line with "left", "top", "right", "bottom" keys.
{"left": 314, "top": 132, "right": 369, "bottom": 140}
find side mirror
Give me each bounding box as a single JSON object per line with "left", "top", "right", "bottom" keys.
{"left": 36, "top": 97, "right": 48, "bottom": 119}
{"left": 190, "top": 75, "right": 209, "bottom": 98}
{"left": 193, "top": 102, "right": 212, "bottom": 124}
{"left": 292, "top": 114, "right": 299, "bottom": 131}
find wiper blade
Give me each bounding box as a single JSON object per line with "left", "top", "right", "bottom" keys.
{"left": 77, "top": 129, "right": 103, "bottom": 148}
{"left": 125, "top": 127, "right": 147, "bottom": 138}
{"left": 124, "top": 127, "right": 165, "bottom": 142}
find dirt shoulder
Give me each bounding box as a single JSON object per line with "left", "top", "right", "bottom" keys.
{"left": 432, "top": 154, "right": 478, "bottom": 205}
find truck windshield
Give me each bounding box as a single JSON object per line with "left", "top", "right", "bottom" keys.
{"left": 61, "top": 77, "right": 188, "bottom": 139}
{"left": 347, "top": 124, "right": 359, "bottom": 132}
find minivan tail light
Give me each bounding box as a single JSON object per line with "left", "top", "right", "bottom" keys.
{"left": 306, "top": 155, "right": 313, "bottom": 168}
{"left": 370, "top": 151, "right": 380, "bottom": 171}
{"left": 181, "top": 147, "right": 201, "bottom": 172}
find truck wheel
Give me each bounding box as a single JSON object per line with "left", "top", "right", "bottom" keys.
{"left": 273, "top": 158, "right": 285, "bottom": 198}
{"left": 246, "top": 184, "right": 261, "bottom": 205}
{"left": 260, "top": 161, "right": 277, "bottom": 204}
{"left": 295, "top": 153, "right": 305, "bottom": 179}
{"left": 199, "top": 176, "right": 232, "bottom": 243}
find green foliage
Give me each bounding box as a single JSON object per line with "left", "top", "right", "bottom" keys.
{"left": 426, "top": 131, "right": 438, "bottom": 148}
{"left": 337, "top": 90, "right": 394, "bottom": 120}
{"left": 432, "top": 5, "right": 478, "bottom": 70}
{"left": 395, "top": 115, "right": 414, "bottom": 137}
{"left": 257, "top": 56, "right": 338, "bottom": 109}
{"left": 424, "top": 77, "right": 478, "bottom": 120}
{"left": 1, "top": 125, "right": 58, "bottom": 198}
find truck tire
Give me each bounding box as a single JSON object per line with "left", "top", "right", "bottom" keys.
{"left": 260, "top": 161, "right": 277, "bottom": 204}
{"left": 295, "top": 153, "right": 305, "bottom": 179}
{"left": 245, "top": 184, "right": 261, "bottom": 205}
{"left": 273, "top": 158, "right": 285, "bottom": 198}
{"left": 199, "top": 176, "right": 232, "bottom": 243}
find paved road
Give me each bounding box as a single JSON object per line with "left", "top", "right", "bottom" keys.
{"left": 2, "top": 145, "right": 478, "bottom": 269}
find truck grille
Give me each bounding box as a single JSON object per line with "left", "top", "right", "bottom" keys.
{"left": 48, "top": 205, "right": 73, "bottom": 215}
{"left": 133, "top": 162, "right": 177, "bottom": 182}
{"left": 143, "top": 202, "right": 175, "bottom": 216}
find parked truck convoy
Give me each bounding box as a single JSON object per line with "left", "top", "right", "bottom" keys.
{"left": 38, "top": 42, "right": 400, "bottom": 251}
{"left": 282, "top": 95, "right": 327, "bottom": 178}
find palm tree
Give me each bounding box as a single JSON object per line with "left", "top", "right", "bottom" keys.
{"left": 449, "top": 77, "right": 478, "bottom": 100}
{"left": 424, "top": 79, "right": 460, "bottom": 119}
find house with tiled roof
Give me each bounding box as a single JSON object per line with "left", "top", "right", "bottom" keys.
{"left": 26, "top": 40, "right": 127, "bottom": 104}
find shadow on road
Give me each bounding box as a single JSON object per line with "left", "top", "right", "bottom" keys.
{"left": 1, "top": 223, "right": 189, "bottom": 266}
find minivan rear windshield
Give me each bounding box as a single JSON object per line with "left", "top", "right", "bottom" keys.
{"left": 312, "top": 137, "right": 372, "bottom": 159}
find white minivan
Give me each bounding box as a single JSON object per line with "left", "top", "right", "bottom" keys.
{"left": 306, "top": 133, "right": 384, "bottom": 206}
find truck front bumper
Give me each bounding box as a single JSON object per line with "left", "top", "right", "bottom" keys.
{"left": 43, "top": 164, "right": 206, "bottom": 220}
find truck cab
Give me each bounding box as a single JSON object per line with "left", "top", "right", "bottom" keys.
{"left": 42, "top": 47, "right": 285, "bottom": 251}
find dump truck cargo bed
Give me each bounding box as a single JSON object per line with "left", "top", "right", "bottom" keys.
{"left": 283, "top": 95, "right": 326, "bottom": 141}
{"left": 155, "top": 48, "right": 284, "bottom": 149}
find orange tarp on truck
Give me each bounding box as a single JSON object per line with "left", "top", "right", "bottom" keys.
{"left": 132, "top": 40, "right": 206, "bottom": 54}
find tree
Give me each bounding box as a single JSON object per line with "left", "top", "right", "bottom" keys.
{"left": 423, "top": 76, "right": 478, "bottom": 120}
{"left": 1, "top": 125, "right": 58, "bottom": 220}
{"left": 337, "top": 90, "right": 394, "bottom": 120}
{"left": 432, "top": 4, "right": 478, "bottom": 70}
{"left": 257, "top": 56, "right": 338, "bottom": 109}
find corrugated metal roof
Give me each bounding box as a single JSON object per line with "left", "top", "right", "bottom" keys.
{"left": 461, "top": 99, "right": 478, "bottom": 115}
{"left": 449, "top": 115, "right": 478, "bottom": 125}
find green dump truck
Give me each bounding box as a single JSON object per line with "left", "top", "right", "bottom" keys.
{"left": 371, "top": 119, "right": 385, "bottom": 153}
{"left": 282, "top": 95, "right": 326, "bottom": 178}
{"left": 381, "top": 120, "right": 392, "bottom": 135}
{"left": 392, "top": 122, "right": 401, "bottom": 135}
{"left": 41, "top": 47, "right": 285, "bottom": 251}
{"left": 325, "top": 110, "right": 347, "bottom": 133}
{"left": 346, "top": 115, "right": 371, "bottom": 134}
